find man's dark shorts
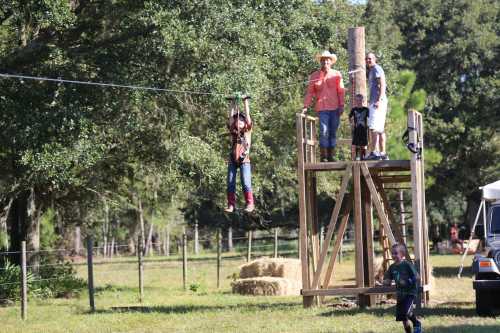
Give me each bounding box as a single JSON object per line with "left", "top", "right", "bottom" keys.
{"left": 396, "top": 295, "right": 415, "bottom": 321}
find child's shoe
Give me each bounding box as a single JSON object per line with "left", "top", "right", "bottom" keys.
{"left": 244, "top": 204, "right": 255, "bottom": 213}
{"left": 224, "top": 205, "right": 235, "bottom": 213}
{"left": 243, "top": 191, "right": 254, "bottom": 213}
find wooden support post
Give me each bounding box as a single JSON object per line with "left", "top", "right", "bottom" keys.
{"left": 86, "top": 237, "right": 95, "bottom": 312}
{"left": 247, "top": 231, "right": 252, "bottom": 262}
{"left": 21, "top": 241, "right": 27, "bottom": 320}
{"left": 297, "top": 114, "right": 313, "bottom": 307}
{"left": 138, "top": 235, "right": 144, "bottom": 302}
{"left": 194, "top": 223, "right": 199, "bottom": 255}
{"left": 274, "top": 228, "right": 279, "bottom": 258}
{"left": 182, "top": 233, "right": 187, "bottom": 290}
{"left": 360, "top": 175, "right": 375, "bottom": 307}
{"left": 353, "top": 164, "right": 365, "bottom": 289}
{"left": 217, "top": 229, "right": 221, "bottom": 289}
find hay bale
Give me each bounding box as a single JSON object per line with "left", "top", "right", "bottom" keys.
{"left": 231, "top": 277, "right": 301, "bottom": 296}
{"left": 238, "top": 257, "right": 301, "bottom": 281}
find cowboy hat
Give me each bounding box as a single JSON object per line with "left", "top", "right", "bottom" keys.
{"left": 315, "top": 50, "right": 337, "bottom": 64}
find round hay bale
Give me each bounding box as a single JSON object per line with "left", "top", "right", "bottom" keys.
{"left": 231, "top": 277, "right": 301, "bottom": 296}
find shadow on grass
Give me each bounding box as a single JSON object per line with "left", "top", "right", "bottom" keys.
{"left": 423, "top": 325, "right": 500, "bottom": 333}
{"left": 91, "top": 301, "right": 300, "bottom": 315}
{"left": 319, "top": 303, "right": 477, "bottom": 318}
{"left": 432, "top": 266, "right": 473, "bottom": 278}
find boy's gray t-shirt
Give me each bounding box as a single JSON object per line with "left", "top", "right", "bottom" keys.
{"left": 368, "top": 64, "right": 386, "bottom": 104}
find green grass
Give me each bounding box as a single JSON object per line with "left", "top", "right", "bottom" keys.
{"left": 1, "top": 253, "right": 499, "bottom": 332}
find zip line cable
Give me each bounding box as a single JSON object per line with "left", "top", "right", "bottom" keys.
{"left": 0, "top": 72, "right": 355, "bottom": 98}
{"left": 0, "top": 73, "right": 228, "bottom": 96}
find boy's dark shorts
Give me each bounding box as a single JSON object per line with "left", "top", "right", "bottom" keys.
{"left": 395, "top": 295, "right": 415, "bottom": 321}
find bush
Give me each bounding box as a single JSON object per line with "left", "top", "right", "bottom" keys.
{"left": 31, "top": 257, "right": 86, "bottom": 299}
{"left": 0, "top": 260, "right": 33, "bottom": 303}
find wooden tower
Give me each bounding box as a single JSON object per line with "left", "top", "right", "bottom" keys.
{"left": 296, "top": 27, "right": 430, "bottom": 308}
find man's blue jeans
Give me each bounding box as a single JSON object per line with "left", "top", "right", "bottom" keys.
{"left": 318, "top": 110, "right": 340, "bottom": 148}
{"left": 227, "top": 160, "right": 252, "bottom": 193}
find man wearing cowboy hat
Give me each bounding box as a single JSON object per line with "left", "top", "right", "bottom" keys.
{"left": 302, "top": 50, "right": 345, "bottom": 162}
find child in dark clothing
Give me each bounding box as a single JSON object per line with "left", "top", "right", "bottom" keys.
{"left": 349, "top": 94, "right": 369, "bottom": 160}
{"left": 384, "top": 243, "right": 422, "bottom": 333}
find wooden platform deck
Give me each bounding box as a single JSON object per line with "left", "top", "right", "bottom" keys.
{"left": 304, "top": 160, "right": 411, "bottom": 172}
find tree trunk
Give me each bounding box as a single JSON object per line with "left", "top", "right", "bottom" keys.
{"left": 194, "top": 223, "right": 199, "bottom": 255}
{"left": 137, "top": 196, "right": 145, "bottom": 250}
{"left": 165, "top": 226, "right": 170, "bottom": 257}
{"left": 74, "top": 226, "right": 81, "bottom": 256}
{"left": 228, "top": 227, "right": 233, "bottom": 251}
{"left": 26, "top": 188, "right": 41, "bottom": 272}
{"left": 144, "top": 223, "right": 154, "bottom": 256}
{"left": 0, "top": 198, "right": 13, "bottom": 251}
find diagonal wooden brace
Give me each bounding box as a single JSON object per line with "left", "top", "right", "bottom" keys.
{"left": 310, "top": 165, "right": 352, "bottom": 290}
{"left": 360, "top": 163, "right": 397, "bottom": 245}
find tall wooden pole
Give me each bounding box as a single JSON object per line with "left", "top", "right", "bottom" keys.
{"left": 348, "top": 27, "right": 367, "bottom": 103}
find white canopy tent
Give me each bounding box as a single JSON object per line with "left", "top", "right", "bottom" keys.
{"left": 482, "top": 180, "right": 500, "bottom": 201}
{"left": 458, "top": 180, "right": 500, "bottom": 277}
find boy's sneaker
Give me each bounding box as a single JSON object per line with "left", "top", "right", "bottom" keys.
{"left": 365, "top": 152, "right": 379, "bottom": 160}
{"left": 413, "top": 322, "right": 422, "bottom": 333}
{"left": 379, "top": 153, "right": 389, "bottom": 160}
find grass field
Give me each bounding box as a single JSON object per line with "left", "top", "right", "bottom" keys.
{"left": 1, "top": 252, "right": 499, "bottom": 333}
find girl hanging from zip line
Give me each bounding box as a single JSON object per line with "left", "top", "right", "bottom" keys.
{"left": 224, "top": 95, "right": 255, "bottom": 213}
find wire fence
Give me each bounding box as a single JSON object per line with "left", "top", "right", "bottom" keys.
{"left": 0, "top": 227, "right": 365, "bottom": 320}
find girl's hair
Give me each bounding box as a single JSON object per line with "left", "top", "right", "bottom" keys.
{"left": 391, "top": 243, "right": 407, "bottom": 254}
{"left": 233, "top": 112, "right": 246, "bottom": 121}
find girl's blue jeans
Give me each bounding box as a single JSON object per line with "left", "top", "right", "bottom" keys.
{"left": 227, "top": 160, "right": 252, "bottom": 193}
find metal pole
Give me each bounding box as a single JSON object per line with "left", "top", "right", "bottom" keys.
{"left": 247, "top": 231, "right": 252, "bottom": 262}
{"left": 138, "top": 235, "right": 144, "bottom": 302}
{"left": 217, "top": 229, "right": 221, "bottom": 289}
{"left": 21, "top": 241, "right": 27, "bottom": 320}
{"left": 182, "top": 233, "right": 187, "bottom": 290}
{"left": 86, "top": 237, "right": 95, "bottom": 312}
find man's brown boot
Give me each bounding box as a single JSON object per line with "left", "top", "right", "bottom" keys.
{"left": 327, "top": 148, "right": 336, "bottom": 162}
{"left": 320, "top": 147, "right": 328, "bottom": 162}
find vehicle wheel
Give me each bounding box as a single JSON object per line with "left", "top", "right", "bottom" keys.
{"left": 476, "top": 290, "right": 494, "bottom": 316}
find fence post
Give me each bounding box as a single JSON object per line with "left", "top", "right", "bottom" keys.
{"left": 247, "top": 231, "right": 252, "bottom": 262}
{"left": 182, "top": 233, "right": 187, "bottom": 290}
{"left": 86, "top": 237, "right": 95, "bottom": 312}
{"left": 194, "top": 223, "right": 199, "bottom": 255}
{"left": 21, "top": 241, "right": 27, "bottom": 320}
{"left": 217, "top": 229, "right": 221, "bottom": 289}
{"left": 274, "top": 228, "right": 279, "bottom": 258}
{"left": 138, "top": 235, "right": 144, "bottom": 302}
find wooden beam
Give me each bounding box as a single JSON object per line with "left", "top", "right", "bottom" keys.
{"left": 360, "top": 163, "right": 397, "bottom": 245}
{"left": 303, "top": 286, "right": 397, "bottom": 297}
{"left": 305, "top": 160, "right": 411, "bottom": 172}
{"left": 353, "top": 163, "right": 364, "bottom": 288}
{"left": 376, "top": 175, "right": 412, "bottom": 183}
{"left": 360, "top": 175, "right": 375, "bottom": 306}
{"left": 310, "top": 166, "right": 352, "bottom": 290}
{"left": 303, "top": 284, "right": 430, "bottom": 297}
{"left": 296, "top": 113, "right": 313, "bottom": 307}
